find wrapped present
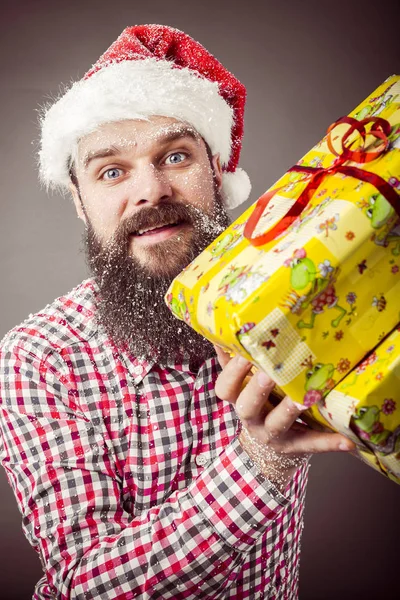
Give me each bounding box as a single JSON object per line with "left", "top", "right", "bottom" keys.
{"left": 165, "top": 76, "right": 400, "bottom": 415}
{"left": 310, "top": 326, "right": 400, "bottom": 484}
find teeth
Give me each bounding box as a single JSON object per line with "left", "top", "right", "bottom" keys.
{"left": 136, "top": 221, "right": 178, "bottom": 235}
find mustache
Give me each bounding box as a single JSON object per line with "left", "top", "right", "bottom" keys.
{"left": 116, "top": 202, "right": 196, "bottom": 240}
{"left": 86, "top": 194, "right": 231, "bottom": 273}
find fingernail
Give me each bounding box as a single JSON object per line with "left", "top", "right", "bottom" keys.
{"left": 215, "top": 345, "right": 228, "bottom": 354}
{"left": 237, "top": 355, "right": 250, "bottom": 366}
{"left": 292, "top": 400, "right": 309, "bottom": 412}
{"left": 257, "top": 371, "right": 271, "bottom": 387}
{"left": 339, "top": 442, "right": 351, "bottom": 451}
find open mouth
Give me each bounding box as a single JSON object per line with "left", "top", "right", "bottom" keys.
{"left": 130, "top": 220, "right": 187, "bottom": 243}
{"left": 133, "top": 220, "right": 182, "bottom": 236}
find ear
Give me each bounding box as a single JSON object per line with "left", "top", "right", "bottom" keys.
{"left": 69, "top": 183, "right": 87, "bottom": 225}
{"left": 211, "top": 153, "right": 223, "bottom": 189}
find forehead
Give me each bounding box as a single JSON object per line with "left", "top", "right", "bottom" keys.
{"left": 76, "top": 116, "right": 202, "bottom": 162}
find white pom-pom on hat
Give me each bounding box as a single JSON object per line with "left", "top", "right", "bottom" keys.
{"left": 221, "top": 169, "right": 252, "bottom": 209}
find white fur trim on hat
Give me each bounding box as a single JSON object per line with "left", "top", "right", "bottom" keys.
{"left": 221, "top": 168, "right": 252, "bottom": 209}
{"left": 39, "top": 58, "right": 234, "bottom": 191}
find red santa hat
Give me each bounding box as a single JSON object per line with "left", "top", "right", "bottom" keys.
{"left": 39, "top": 24, "right": 251, "bottom": 209}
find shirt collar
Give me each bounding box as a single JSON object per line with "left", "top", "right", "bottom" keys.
{"left": 119, "top": 351, "right": 201, "bottom": 386}
{"left": 88, "top": 278, "right": 208, "bottom": 385}
{"left": 120, "top": 350, "right": 154, "bottom": 386}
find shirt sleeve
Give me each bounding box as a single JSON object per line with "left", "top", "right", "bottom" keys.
{"left": 0, "top": 341, "right": 291, "bottom": 600}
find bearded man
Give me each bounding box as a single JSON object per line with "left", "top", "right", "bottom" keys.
{"left": 0, "top": 25, "right": 354, "bottom": 600}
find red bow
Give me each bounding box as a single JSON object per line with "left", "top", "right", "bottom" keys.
{"left": 244, "top": 116, "right": 399, "bottom": 247}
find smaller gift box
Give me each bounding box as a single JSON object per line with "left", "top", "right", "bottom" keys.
{"left": 310, "top": 325, "right": 400, "bottom": 484}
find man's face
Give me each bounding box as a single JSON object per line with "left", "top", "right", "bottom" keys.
{"left": 70, "top": 117, "right": 232, "bottom": 364}
{"left": 71, "top": 116, "right": 224, "bottom": 277}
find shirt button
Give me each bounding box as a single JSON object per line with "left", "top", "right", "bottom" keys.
{"left": 195, "top": 454, "right": 208, "bottom": 467}
{"left": 133, "top": 364, "right": 144, "bottom": 375}
{"left": 194, "top": 379, "right": 203, "bottom": 391}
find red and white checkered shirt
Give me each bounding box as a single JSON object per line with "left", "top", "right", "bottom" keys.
{"left": 0, "top": 279, "right": 309, "bottom": 599}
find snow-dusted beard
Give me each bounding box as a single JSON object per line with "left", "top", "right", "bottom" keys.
{"left": 84, "top": 193, "right": 232, "bottom": 366}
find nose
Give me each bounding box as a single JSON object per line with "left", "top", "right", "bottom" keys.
{"left": 129, "top": 164, "right": 173, "bottom": 208}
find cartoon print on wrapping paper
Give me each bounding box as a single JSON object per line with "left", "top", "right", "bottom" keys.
{"left": 388, "top": 124, "right": 400, "bottom": 151}
{"left": 340, "top": 348, "right": 391, "bottom": 390}
{"left": 315, "top": 213, "right": 340, "bottom": 238}
{"left": 388, "top": 173, "right": 400, "bottom": 192}
{"left": 286, "top": 196, "right": 337, "bottom": 237}
{"left": 350, "top": 404, "right": 400, "bottom": 460}
{"left": 208, "top": 222, "right": 245, "bottom": 263}
{"left": 237, "top": 322, "right": 257, "bottom": 345}
{"left": 217, "top": 263, "right": 270, "bottom": 306}
{"left": 282, "top": 248, "right": 347, "bottom": 329}
{"left": 251, "top": 199, "right": 281, "bottom": 238}
{"left": 248, "top": 184, "right": 320, "bottom": 244}
{"left": 236, "top": 323, "right": 286, "bottom": 385}
{"left": 235, "top": 322, "right": 258, "bottom": 360}
{"left": 370, "top": 89, "right": 399, "bottom": 116}
{"left": 372, "top": 293, "right": 387, "bottom": 312}
{"left": 353, "top": 85, "right": 399, "bottom": 120}
{"left": 280, "top": 171, "right": 310, "bottom": 194}
{"left": 363, "top": 193, "right": 395, "bottom": 228}
{"left": 238, "top": 322, "right": 281, "bottom": 353}
{"left": 166, "top": 289, "right": 192, "bottom": 325}
{"left": 299, "top": 356, "right": 370, "bottom": 431}
{"left": 300, "top": 355, "right": 336, "bottom": 410}
{"left": 253, "top": 182, "right": 338, "bottom": 251}
{"left": 272, "top": 197, "right": 336, "bottom": 254}
{"left": 361, "top": 193, "right": 400, "bottom": 256}
{"left": 308, "top": 156, "right": 324, "bottom": 169}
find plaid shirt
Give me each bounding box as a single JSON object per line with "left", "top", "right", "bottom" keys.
{"left": 0, "top": 279, "right": 309, "bottom": 599}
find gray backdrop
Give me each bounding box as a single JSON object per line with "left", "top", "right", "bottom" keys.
{"left": 1, "top": 0, "right": 399, "bottom": 598}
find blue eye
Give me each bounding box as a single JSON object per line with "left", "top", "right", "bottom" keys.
{"left": 102, "top": 168, "right": 122, "bottom": 180}
{"left": 165, "top": 152, "right": 186, "bottom": 165}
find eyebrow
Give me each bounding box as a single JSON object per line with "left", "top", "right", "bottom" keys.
{"left": 155, "top": 126, "right": 199, "bottom": 146}
{"left": 82, "top": 126, "right": 200, "bottom": 171}
{"left": 83, "top": 145, "right": 122, "bottom": 170}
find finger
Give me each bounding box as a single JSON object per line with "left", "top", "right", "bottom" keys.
{"left": 281, "top": 428, "right": 357, "bottom": 454}
{"left": 233, "top": 368, "right": 277, "bottom": 424}
{"left": 289, "top": 420, "right": 312, "bottom": 433}
{"left": 259, "top": 395, "right": 304, "bottom": 441}
{"left": 263, "top": 394, "right": 330, "bottom": 441}
{"left": 297, "top": 412, "right": 334, "bottom": 433}
{"left": 214, "top": 354, "right": 253, "bottom": 402}
{"left": 213, "top": 345, "right": 232, "bottom": 369}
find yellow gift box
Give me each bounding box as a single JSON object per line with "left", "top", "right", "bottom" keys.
{"left": 165, "top": 76, "right": 400, "bottom": 424}
{"left": 314, "top": 326, "right": 400, "bottom": 484}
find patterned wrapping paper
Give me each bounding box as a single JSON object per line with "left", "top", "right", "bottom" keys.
{"left": 319, "top": 326, "right": 400, "bottom": 483}
{"left": 165, "top": 75, "right": 400, "bottom": 481}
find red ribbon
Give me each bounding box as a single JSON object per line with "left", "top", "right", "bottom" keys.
{"left": 244, "top": 116, "right": 400, "bottom": 247}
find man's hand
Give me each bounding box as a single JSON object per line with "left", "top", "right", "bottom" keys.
{"left": 214, "top": 346, "right": 357, "bottom": 493}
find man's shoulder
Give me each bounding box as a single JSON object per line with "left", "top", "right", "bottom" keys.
{"left": 1, "top": 279, "right": 100, "bottom": 358}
